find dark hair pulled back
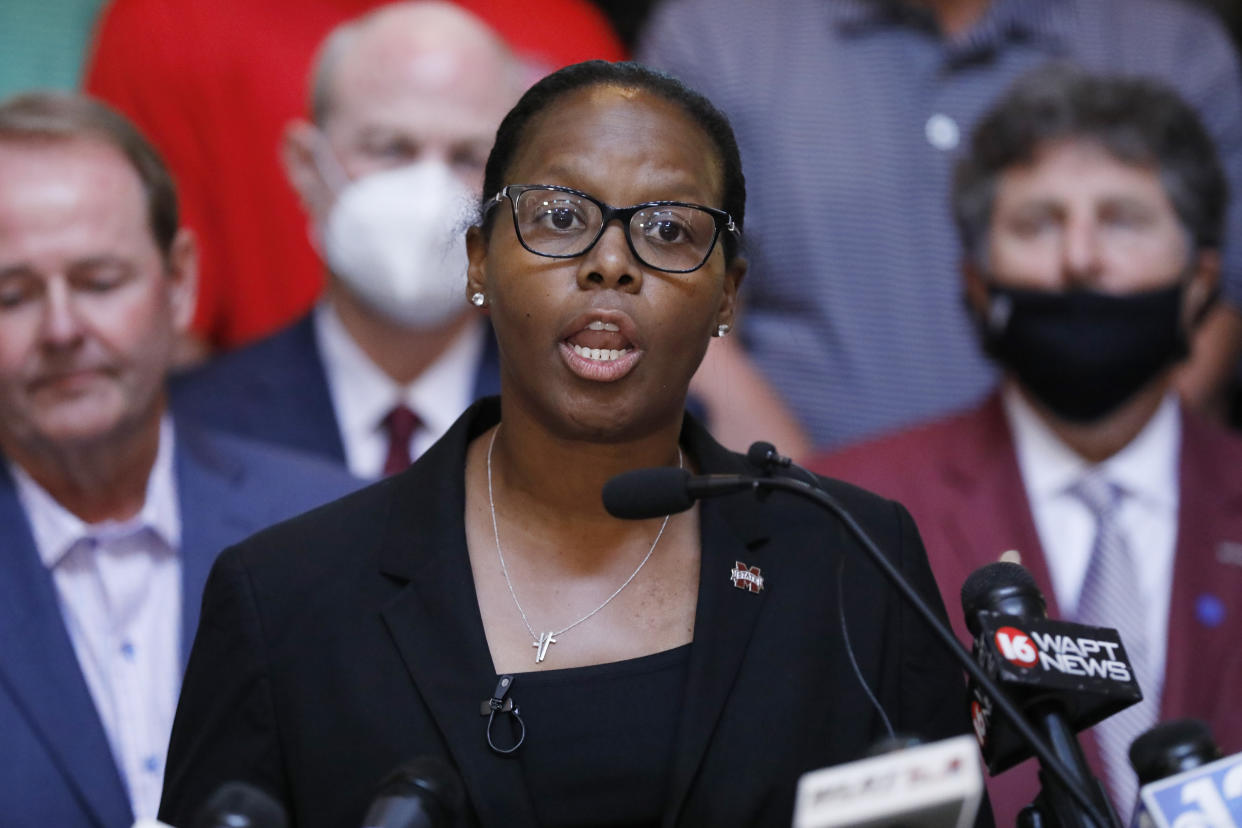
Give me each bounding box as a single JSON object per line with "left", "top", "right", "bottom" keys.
{"left": 480, "top": 60, "right": 746, "bottom": 263}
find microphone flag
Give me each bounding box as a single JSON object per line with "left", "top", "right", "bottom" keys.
{"left": 968, "top": 611, "right": 1142, "bottom": 774}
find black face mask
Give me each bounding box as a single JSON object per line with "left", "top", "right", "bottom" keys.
{"left": 980, "top": 282, "right": 1189, "bottom": 423}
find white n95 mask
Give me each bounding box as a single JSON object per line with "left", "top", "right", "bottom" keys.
{"left": 320, "top": 159, "right": 474, "bottom": 329}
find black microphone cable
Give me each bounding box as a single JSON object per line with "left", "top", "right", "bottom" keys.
{"left": 744, "top": 442, "right": 897, "bottom": 739}
{"left": 835, "top": 547, "right": 896, "bottom": 741}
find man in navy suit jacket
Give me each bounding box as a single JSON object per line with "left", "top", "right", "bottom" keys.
{"left": 0, "top": 93, "right": 357, "bottom": 827}
{"left": 813, "top": 67, "right": 1242, "bottom": 825}
{"left": 171, "top": 3, "right": 524, "bottom": 477}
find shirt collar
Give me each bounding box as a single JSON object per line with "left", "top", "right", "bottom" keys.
{"left": 314, "top": 300, "right": 486, "bottom": 451}
{"left": 1003, "top": 384, "right": 1181, "bottom": 510}
{"left": 11, "top": 416, "right": 182, "bottom": 570}
{"left": 825, "top": 0, "right": 1071, "bottom": 50}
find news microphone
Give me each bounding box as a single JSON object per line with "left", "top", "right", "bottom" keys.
{"left": 792, "top": 735, "right": 985, "bottom": 828}
{"left": 1128, "top": 720, "right": 1242, "bottom": 828}
{"left": 360, "top": 757, "right": 463, "bottom": 828}
{"left": 603, "top": 459, "right": 1115, "bottom": 826}
{"left": 963, "top": 562, "right": 1133, "bottom": 827}
{"left": 191, "top": 782, "right": 287, "bottom": 828}
{"left": 961, "top": 562, "right": 1142, "bottom": 774}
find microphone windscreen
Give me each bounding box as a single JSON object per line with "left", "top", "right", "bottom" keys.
{"left": 1130, "top": 719, "right": 1221, "bottom": 786}
{"left": 960, "top": 561, "right": 1046, "bottom": 634}
{"left": 602, "top": 467, "right": 694, "bottom": 520}
{"left": 191, "top": 782, "right": 287, "bottom": 828}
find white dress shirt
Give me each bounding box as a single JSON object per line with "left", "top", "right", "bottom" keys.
{"left": 1004, "top": 386, "right": 1178, "bottom": 702}
{"left": 9, "top": 416, "right": 181, "bottom": 821}
{"left": 314, "top": 301, "right": 486, "bottom": 479}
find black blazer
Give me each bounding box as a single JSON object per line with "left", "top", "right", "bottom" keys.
{"left": 160, "top": 398, "right": 973, "bottom": 828}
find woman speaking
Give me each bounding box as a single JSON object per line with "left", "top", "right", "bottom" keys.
{"left": 160, "top": 61, "right": 973, "bottom": 828}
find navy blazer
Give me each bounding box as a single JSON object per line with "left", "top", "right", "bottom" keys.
{"left": 0, "top": 420, "right": 359, "bottom": 828}
{"left": 170, "top": 314, "right": 502, "bottom": 465}
{"left": 160, "top": 397, "right": 977, "bottom": 828}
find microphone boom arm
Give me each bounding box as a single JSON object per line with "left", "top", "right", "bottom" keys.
{"left": 747, "top": 474, "right": 1117, "bottom": 828}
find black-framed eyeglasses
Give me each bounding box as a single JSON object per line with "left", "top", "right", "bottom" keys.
{"left": 485, "top": 184, "right": 739, "bottom": 274}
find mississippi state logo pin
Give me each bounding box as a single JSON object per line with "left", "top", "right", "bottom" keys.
{"left": 730, "top": 561, "right": 764, "bottom": 593}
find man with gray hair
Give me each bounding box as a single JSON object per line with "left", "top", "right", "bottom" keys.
{"left": 642, "top": 0, "right": 1242, "bottom": 450}
{"left": 0, "top": 92, "right": 357, "bottom": 827}
{"left": 172, "top": 1, "right": 526, "bottom": 478}
{"left": 813, "top": 66, "right": 1242, "bottom": 824}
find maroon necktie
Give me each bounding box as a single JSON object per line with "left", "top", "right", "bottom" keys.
{"left": 382, "top": 404, "right": 421, "bottom": 476}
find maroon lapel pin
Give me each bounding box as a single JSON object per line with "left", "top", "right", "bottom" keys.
{"left": 730, "top": 561, "right": 765, "bottom": 593}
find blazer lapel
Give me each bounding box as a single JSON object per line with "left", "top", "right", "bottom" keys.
{"left": 375, "top": 401, "right": 540, "bottom": 828}
{"left": 1162, "top": 411, "right": 1242, "bottom": 725}
{"left": 0, "top": 468, "right": 132, "bottom": 827}
{"left": 937, "top": 395, "right": 1061, "bottom": 620}
{"left": 294, "top": 315, "right": 349, "bottom": 463}
{"left": 663, "top": 422, "right": 770, "bottom": 828}
{"left": 173, "top": 425, "right": 255, "bottom": 664}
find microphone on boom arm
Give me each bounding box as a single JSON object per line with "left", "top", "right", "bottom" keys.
{"left": 602, "top": 443, "right": 1118, "bottom": 827}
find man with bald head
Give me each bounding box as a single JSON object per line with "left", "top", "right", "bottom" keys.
{"left": 173, "top": 1, "right": 525, "bottom": 478}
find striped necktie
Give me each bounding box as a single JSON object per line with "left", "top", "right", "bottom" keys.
{"left": 1070, "top": 470, "right": 1157, "bottom": 816}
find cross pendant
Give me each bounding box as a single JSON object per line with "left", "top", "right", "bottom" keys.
{"left": 533, "top": 631, "right": 557, "bottom": 663}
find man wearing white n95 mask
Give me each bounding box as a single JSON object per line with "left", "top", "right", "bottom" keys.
{"left": 318, "top": 157, "right": 474, "bottom": 331}
{"left": 172, "top": 1, "right": 525, "bottom": 478}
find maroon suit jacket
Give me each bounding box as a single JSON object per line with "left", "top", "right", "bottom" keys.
{"left": 810, "top": 392, "right": 1242, "bottom": 826}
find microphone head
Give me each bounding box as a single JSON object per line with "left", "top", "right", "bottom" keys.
{"left": 602, "top": 467, "right": 694, "bottom": 520}
{"left": 191, "top": 782, "right": 287, "bottom": 828}
{"left": 363, "top": 757, "right": 463, "bottom": 828}
{"left": 960, "top": 561, "right": 1046, "bottom": 636}
{"left": 1129, "top": 719, "right": 1222, "bottom": 786}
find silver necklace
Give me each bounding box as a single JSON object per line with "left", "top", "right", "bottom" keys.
{"left": 486, "top": 428, "right": 681, "bottom": 664}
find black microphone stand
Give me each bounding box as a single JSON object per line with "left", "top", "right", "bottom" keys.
{"left": 733, "top": 473, "right": 1119, "bottom": 828}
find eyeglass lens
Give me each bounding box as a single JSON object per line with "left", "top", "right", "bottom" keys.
{"left": 512, "top": 188, "right": 719, "bottom": 272}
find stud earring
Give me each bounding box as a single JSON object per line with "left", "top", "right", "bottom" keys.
{"left": 471, "top": 292, "right": 486, "bottom": 307}
{"left": 715, "top": 323, "right": 731, "bottom": 337}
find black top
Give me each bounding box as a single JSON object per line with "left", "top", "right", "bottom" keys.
{"left": 159, "top": 397, "right": 978, "bottom": 828}
{"left": 513, "top": 645, "right": 690, "bottom": 827}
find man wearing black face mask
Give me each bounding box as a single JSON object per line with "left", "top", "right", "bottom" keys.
{"left": 812, "top": 64, "right": 1242, "bottom": 826}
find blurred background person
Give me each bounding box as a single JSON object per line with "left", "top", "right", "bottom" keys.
{"left": 813, "top": 66, "right": 1242, "bottom": 825}
{"left": 171, "top": 2, "right": 521, "bottom": 478}
{"left": 640, "top": 0, "right": 1242, "bottom": 450}
{"left": 83, "top": 0, "right": 625, "bottom": 360}
{"left": 171, "top": 0, "right": 809, "bottom": 473}
{"left": 0, "top": 92, "right": 357, "bottom": 828}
